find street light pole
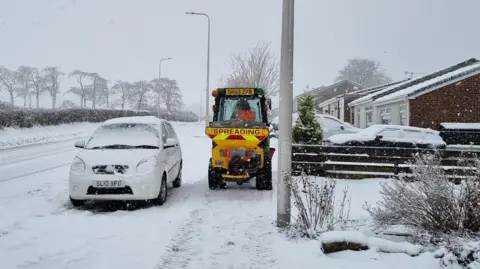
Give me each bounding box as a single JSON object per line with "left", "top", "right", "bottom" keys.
{"left": 158, "top": 57, "right": 172, "bottom": 117}
{"left": 185, "top": 11, "right": 210, "bottom": 124}
{"left": 277, "top": 0, "right": 294, "bottom": 227}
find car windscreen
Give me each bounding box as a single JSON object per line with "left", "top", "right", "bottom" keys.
{"left": 85, "top": 123, "right": 160, "bottom": 149}
{"left": 319, "top": 116, "right": 344, "bottom": 128}
{"left": 358, "top": 125, "right": 385, "bottom": 136}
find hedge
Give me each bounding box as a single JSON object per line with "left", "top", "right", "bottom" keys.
{"left": 0, "top": 108, "right": 199, "bottom": 129}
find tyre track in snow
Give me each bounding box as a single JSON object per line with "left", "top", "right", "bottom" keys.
{"left": 154, "top": 184, "right": 280, "bottom": 269}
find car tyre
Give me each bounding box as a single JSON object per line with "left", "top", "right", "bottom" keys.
{"left": 154, "top": 175, "right": 168, "bottom": 206}
{"left": 69, "top": 196, "right": 85, "bottom": 207}
{"left": 172, "top": 161, "right": 182, "bottom": 188}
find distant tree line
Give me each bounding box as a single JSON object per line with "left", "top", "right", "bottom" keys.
{"left": 0, "top": 66, "right": 184, "bottom": 114}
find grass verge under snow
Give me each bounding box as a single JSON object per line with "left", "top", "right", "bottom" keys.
{"left": 0, "top": 122, "right": 101, "bottom": 149}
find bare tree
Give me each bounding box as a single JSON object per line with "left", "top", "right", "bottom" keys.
{"left": 99, "top": 85, "right": 113, "bottom": 108}
{"left": 224, "top": 41, "right": 280, "bottom": 96}
{"left": 67, "top": 86, "right": 83, "bottom": 106}
{"left": 68, "top": 70, "right": 89, "bottom": 108}
{"left": 16, "top": 66, "right": 34, "bottom": 107}
{"left": 0, "top": 67, "right": 20, "bottom": 106}
{"left": 335, "top": 58, "right": 392, "bottom": 87}
{"left": 59, "top": 99, "right": 77, "bottom": 109}
{"left": 86, "top": 73, "right": 107, "bottom": 108}
{"left": 153, "top": 78, "right": 183, "bottom": 114}
{"left": 129, "top": 80, "right": 153, "bottom": 110}
{"left": 43, "top": 67, "right": 64, "bottom": 109}
{"left": 30, "top": 68, "right": 46, "bottom": 108}
{"left": 111, "top": 80, "right": 133, "bottom": 110}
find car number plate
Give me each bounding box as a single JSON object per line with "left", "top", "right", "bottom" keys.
{"left": 93, "top": 180, "right": 125, "bottom": 188}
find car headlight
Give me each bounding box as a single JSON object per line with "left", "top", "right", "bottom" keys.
{"left": 136, "top": 157, "right": 156, "bottom": 173}
{"left": 71, "top": 157, "right": 86, "bottom": 173}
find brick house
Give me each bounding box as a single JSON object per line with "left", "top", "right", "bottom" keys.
{"left": 348, "top": 58, "right": 480, "bottom": 130}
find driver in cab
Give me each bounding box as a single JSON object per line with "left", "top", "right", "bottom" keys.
{"left": 231, "top": 100, "right": 256, "bottom": 121}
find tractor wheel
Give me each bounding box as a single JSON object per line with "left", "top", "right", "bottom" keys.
{"left": 208, "top": 158, "right": 226, "bottom": 190}
{"left": 256, "top": 159, "right": 273, "bottom": 191}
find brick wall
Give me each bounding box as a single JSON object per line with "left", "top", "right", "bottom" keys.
{"left": 409, "top": 74, "right": 480, "bottom": 130}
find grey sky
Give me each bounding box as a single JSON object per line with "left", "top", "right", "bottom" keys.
{"left": 0, "top": 0, "right": 479, "bottom": 109}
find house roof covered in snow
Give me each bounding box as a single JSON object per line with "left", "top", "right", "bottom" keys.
{"left": 349, "top": 58, "right": 480, "bottom": 107}
{"left": 346, "top": 79, "right": 410, "bottom": 97}
{"left": 312, "top": 79, "right": 364, "bottom": 105}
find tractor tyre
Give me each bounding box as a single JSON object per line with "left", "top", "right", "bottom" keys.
{"left": 208, "top": 158, "right": 226, "bottom": 190}
{"left": 256, "top": 159, "right": 273, "bottom": 191}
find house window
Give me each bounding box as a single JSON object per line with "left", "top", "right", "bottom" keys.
{"left": 399, "top": 104, "right": 407, "bottom": 125}
{"left": 380, "top": 107, "right": 392, "bottom": 125}
{"left": 365, "top": 106, "right": 373, "bottom": 127}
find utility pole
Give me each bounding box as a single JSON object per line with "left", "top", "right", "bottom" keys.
{"left": 199, "top": 89, "right": 203, "bottom": 122}
{"left": 158, "top": 57, "right": 172, "bottom": 117}
{"left": 185, "top": 11, "right": 211, "bottom": 125}
{"left": 277, "top": 0, "right": 294, "bottom": 227}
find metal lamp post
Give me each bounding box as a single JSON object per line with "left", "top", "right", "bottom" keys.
{"left": 158, "top": 57, "right": 172, "bottom": 117}
{"left": 277, "top": 0, "right": 294, "bottom": 227}
{"left": 185, "top": 11, "right": 211, "bottom": 124}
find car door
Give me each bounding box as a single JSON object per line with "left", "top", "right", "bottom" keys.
{"left": 164, "top": 122, "right": 181, "bottom": 178}
{"left": 161, "top": 123, "right": 174, "bottom": 181}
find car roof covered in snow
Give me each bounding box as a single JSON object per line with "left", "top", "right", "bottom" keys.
{"left": 102, "top": 116, "right": 166, "bottom": 126}
{"left": 367, "top": 124, "right": 439, "bottom": 134}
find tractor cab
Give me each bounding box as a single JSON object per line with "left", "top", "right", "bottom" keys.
{"left": 209, "top": 88, "right": 272, "bottom": 128}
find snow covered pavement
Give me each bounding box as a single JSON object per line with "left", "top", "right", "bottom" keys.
{"left": 0, "top": 122, "right": 444, "bottom": 269}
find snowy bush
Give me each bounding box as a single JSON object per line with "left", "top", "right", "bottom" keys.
{"left": 0, "top": 108, "right": 198, "bottom": 129}
{"left": 365, "top": 153, "right": 480, "bottom": 241}
{"left": 292, "top": 94, "right": 322, "bottom": 144}
{"left": 285, "top": 173, "right": 351, "bottom": 238}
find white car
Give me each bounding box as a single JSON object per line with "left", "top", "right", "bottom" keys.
{"left": 324, "top": 124, "right": 446, "bottom": 149}
{"left": 69, "top": 116, "right": 182, "bottom": 207}
{"left": 271, "top": 114, "right": 360, "bottom": 139}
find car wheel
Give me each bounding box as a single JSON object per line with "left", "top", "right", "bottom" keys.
{"left": 154, "top": 175, "right": 168, "bottom": 206}
{"left": 69, "top": 196, "right": 85, "bottom": 207}
{"left": 172, "top": 161, "right": 182, "bottom": 188}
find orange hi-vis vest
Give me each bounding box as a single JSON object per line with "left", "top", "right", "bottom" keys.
{"left": 237, "top": 110, "right": 256, "bottom": 121}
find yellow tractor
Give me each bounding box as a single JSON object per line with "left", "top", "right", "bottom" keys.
{"left": 205, "top": 88, "right": 275, "bottom": 190}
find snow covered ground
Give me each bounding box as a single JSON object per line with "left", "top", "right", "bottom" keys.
{"left": 0, "top": 122, "right": 444, "bottom": 269}
{"left": 0, "top": 122, "right": 101, "bottom": 149}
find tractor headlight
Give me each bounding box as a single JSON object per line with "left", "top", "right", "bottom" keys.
{"left": 136, "top": 157, "right": 156, "bottom": 174}
{"left": 71, "top": 157, "right": 86, "bottom": 173}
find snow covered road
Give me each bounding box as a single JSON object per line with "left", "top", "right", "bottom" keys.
{"left": 0, "top": 123, "right": 301, "bottom": 269}
{"left": 0, "top": 122, "right": 443, "bottom": 269}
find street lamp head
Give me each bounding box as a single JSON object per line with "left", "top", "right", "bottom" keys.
{"left": 185, "top": 11, "right": 195, "bottom": 15}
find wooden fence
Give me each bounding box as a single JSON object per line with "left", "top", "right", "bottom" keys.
{"left": 292, "top": 144, "right": 480, "bottom": 182}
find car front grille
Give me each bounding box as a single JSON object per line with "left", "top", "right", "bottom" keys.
{"left": 86, "top": 186, "right": 134, "bottom": 195}
{"left": 92, "top": 165, "right": 129, "bottom": 175}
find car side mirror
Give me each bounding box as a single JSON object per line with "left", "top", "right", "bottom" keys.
{"left": 163, "top": 138, "right": 178, "bottom": 149}
{"left": 340, "top": 126, "right": 345, "bottom": 130}
{"left": 74, "top": 140, "right": 85, "bottom": 148}
{"left": 375, "top": 135, "right": 383, "bottom": 141}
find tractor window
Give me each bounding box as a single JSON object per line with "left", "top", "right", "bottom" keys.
{"left": 219, "top": 97, "right": 263, "bottom": 122}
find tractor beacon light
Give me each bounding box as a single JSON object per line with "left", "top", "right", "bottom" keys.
{"left": 212, "top": 90, "right": 219, "bottom": 97}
